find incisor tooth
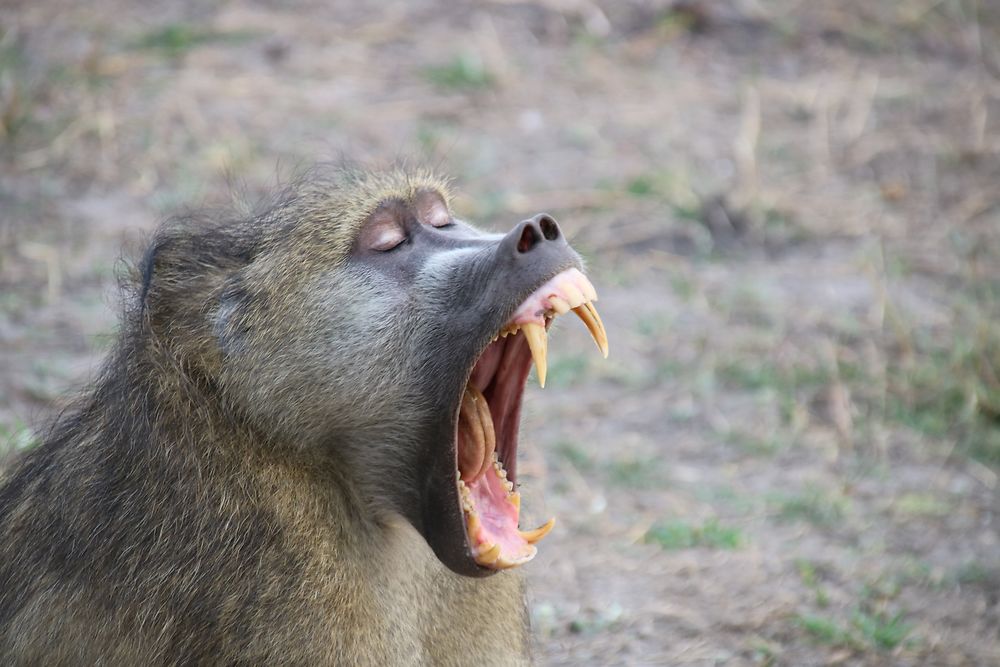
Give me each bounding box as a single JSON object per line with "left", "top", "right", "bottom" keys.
{"left": 521, "top": 322, "right": 548, "bottom": 388}
{"left": 548, "top": 295, "right": 570, "bottom": 314}
{"left": 509, "top": 492, "right": 520, "bottom": 510}
{"left": 476, "top": 542, "right": 501, "bottom": 565}
{"left": 561, "top": 282, "right": 585, "bottom": 309}
{"left": 572, "top": 302, "right": 609, "bottom": 358}
{"left": 493, "top": 545, "right": 536, "bottom": 569}
{"left": 519, "top": 517, "right": 555, "bottom": 544}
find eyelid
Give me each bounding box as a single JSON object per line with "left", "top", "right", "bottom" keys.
{"left": 370, "top": 225, "right": 406, "bottom": 251}
{"left": 425, "top": 206, "right": 452, "bottom": 228}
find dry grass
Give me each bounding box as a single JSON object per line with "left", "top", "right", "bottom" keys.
{"left": 2, "top": 0, "right": 999, "bottom": 664}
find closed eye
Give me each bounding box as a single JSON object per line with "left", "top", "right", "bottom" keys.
{"left": 426, "top": 211, "right": 454, "bottom": 229}
{"left": 370, "top": 225, "right": 407, "bottom": 252}
{"left": 421, "top": 196, "right": 453, "bottom": 229}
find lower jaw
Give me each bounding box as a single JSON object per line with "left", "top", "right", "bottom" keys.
{"left": 454, "top": 331, "right": 553, "bottom": 570}
{"left": 458, "top": 454, "right": 542, "bottom": 569}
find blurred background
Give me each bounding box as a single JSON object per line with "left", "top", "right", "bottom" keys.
{"left": 1, "top": 0, "right": 999, "bottom": 664}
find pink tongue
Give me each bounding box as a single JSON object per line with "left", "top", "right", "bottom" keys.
{"left": 467, "top": 469, "right": 532, "bottom": 561}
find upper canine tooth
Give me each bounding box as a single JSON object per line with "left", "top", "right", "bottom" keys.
{"left": 548, "top": 295, "right": 570, "bottom": 314}
{"left": 572, "top": 302, "right": 609, "bottom": 359}
{"left": 520, "top": 322, "right": 548, "bottom": 388}
{"left": 519, "top": 517, "right": 555, "bottom": 544}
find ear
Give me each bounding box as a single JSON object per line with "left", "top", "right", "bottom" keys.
{"left": 138, "top": 220, "right": 257, "bottom": 316}
{"left": 214, "top": 280, "right": 252, "bottom": 357}
{"left": 414, "top": 189, "right": 452, "bottom": 228}
{"left": 137, "top": 235, "right": 173, "bottom": 313}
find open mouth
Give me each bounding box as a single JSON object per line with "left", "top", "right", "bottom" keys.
{"left": 455, "top": 267, "right": 608, "bottom": 570}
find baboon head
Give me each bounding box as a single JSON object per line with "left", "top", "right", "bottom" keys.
{"left": 143, "top": 166, "right": 607, "bottom": 577}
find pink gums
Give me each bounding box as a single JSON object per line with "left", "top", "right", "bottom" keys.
{"left": 467, "top": 469, "right": 534, "bottom": 563}
{"left": 508, "top": 267, "right": 597, "bottom": 326}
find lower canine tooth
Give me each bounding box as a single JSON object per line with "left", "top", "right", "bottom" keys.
{"left": 521, "top": 322, "right": 548, "bottom": 388}
{"left": 519, "top": 517, "right": 555, "bottom": 544}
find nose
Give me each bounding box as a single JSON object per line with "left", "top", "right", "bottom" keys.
{"left": 501, "top": 214, "right": 567, "bottom": 259}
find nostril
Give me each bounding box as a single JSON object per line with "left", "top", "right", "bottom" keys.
{"left": 516, "top": 224, "right": 541, "bottom": 253}
{"left": 538, "top": 215, "right": 560, "bottom": 241}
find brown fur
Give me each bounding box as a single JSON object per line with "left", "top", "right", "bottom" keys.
{"left": 0, "top": 166, "right": 531, "bottom": 665}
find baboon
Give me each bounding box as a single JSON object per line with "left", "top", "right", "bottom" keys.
{"left": 0, "top": 165, "right": 607, "bottom": 665}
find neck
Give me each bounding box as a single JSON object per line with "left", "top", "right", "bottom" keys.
{"left": 78, "top": 337, "right": 532, "bottom": 663}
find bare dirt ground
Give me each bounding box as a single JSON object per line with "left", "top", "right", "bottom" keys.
{"left": 2, "top": 1, "right": 999, "bottom": 665}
